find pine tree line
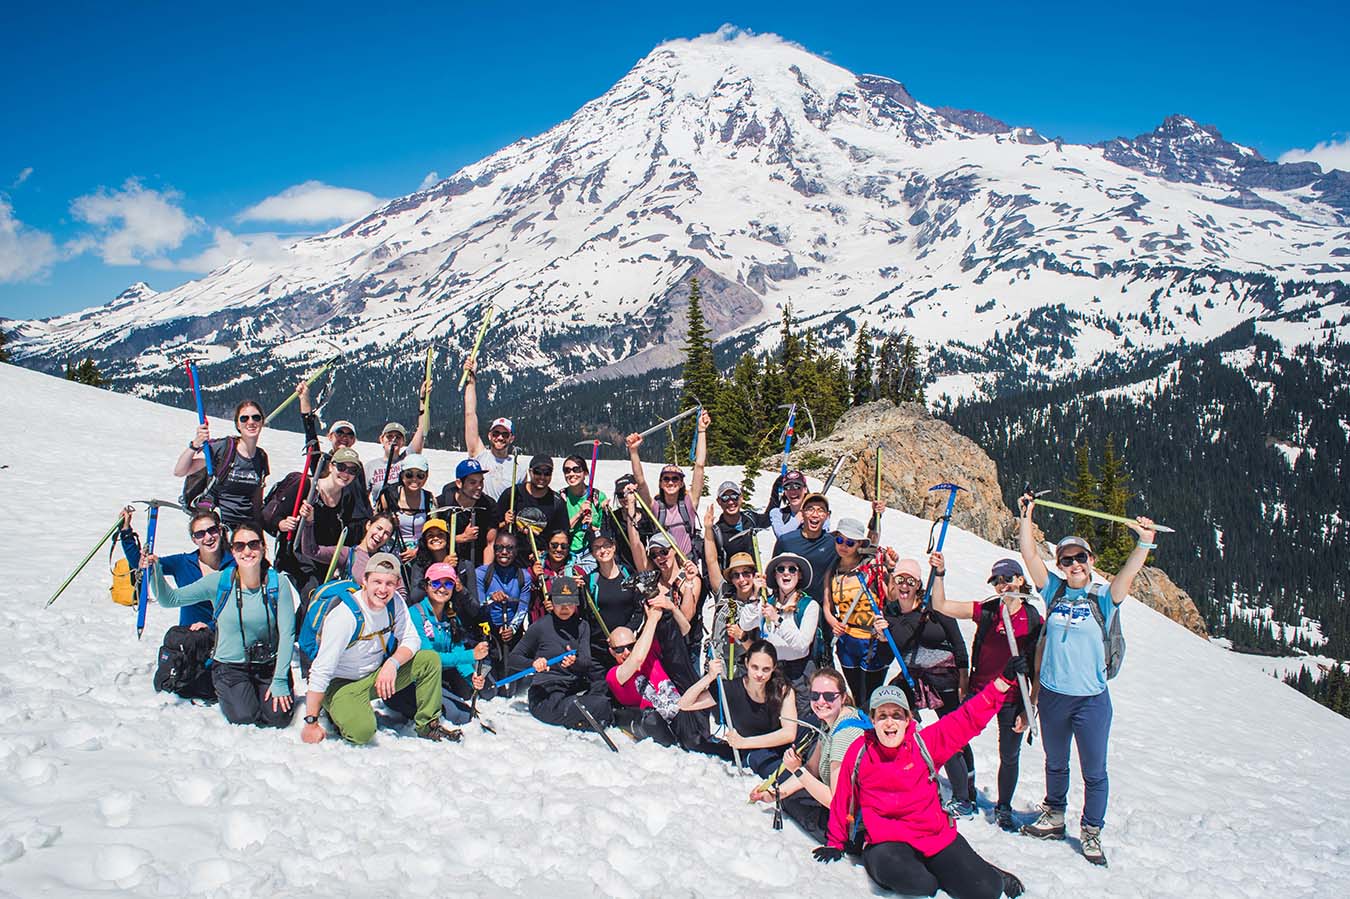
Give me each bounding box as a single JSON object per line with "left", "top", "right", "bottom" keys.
{"left": 1061, "top": 437, "right": 1137, "bottom": 573}
{"left": 1283, "top": 664, "right": 1350, "bottom": 718}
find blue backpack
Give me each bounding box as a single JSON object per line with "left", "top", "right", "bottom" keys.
{"left": 210, "top": 568, "right": 281, "bottom": 629}
{"left": 297, "top": 579, "right": 397, "bottom": 662}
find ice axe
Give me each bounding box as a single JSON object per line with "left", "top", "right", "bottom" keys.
{"left": 636, "top": 405, "right": 700, "bottom": 440}
{"left": 922, "top": 483, "right": 966, "bottom": 607}
{"left": 469, "top": 622, "right": 498, "bottom": 735}
{"left": 572, "top": 438, "right": 613, "bottom": 503}
{"left": 820, "top": 451, "right": 855, "bottom": 494}
{"left": 134, "top": 499, "right": 183, "bottom": 638}
{"left": 1021, "top": 484, "right": 1175, "bottom": 533}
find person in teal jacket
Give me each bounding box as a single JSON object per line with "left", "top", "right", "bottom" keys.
{"left": 149, "top": 520, "right": 297, "bottom": 728}
{"left": 390, "top": 561, "right": 487, "bottom": 725}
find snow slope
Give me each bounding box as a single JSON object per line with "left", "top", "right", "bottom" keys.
{"left": 2, "top": 362, "right": 1349, "bottom": 898}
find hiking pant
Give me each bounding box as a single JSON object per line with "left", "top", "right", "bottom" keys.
{"left": 527, "top": 683, "right": 614, "bottom": 730}
{"left": 781, "top": 792, "right": 829, "bottom": 844}
{"left": 1039, "top": 687, "right": 1112, "bottom": 828}
{"left": 322, "top": 650, "right": 442, "bottom": 744}
{"left": 995, "top": 700, "right": 1025, "bottom": 808}
{"left": 742, "top": 747, "right": 787, "bottom": 780}
{"left": 387, "top": 672, "right": 473, "bottom": 726}
{"left": 862, "top": 835, "right": 1004, "bottom": 899}
{"left": 212, "top": 662, "right": 294, "bottom": 729}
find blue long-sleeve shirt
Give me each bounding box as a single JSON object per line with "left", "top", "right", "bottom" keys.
{"left": 152, "top": 565, "right": 297, "bottom": 696}
{"left": 407, "top": 598, "right": 478, "bottom": 678}
{"left": 121, "top": 528, "right": 234, "bottom": 626}
{"left": 476, "top": 563, "right": 531, "bottom": 629}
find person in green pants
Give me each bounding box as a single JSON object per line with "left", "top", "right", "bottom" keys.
{"left": 301, "top": 552, "right": 459, "bottom": 744}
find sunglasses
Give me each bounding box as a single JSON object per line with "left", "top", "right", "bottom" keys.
{"left": 548, "top": 542, "right": 569, "bottom": 550}
{"left": 562, "top": 465, "right": 585, "bottom": 474}
{"left": 648, "top": 547, "right": 670, "bottom": 560}
{"left": 835, "top": 536, "right": 858, "bottom": 547}
{"left": 660, "top": 475, "right": 684, "bottom": 483}
{"left": 428, "top": 578, "right": 457, "bottom": 590}
{"left": 593, "top": 542, "right": 615, "bottom": 551}
{"left": 990, "top": 574, "right": 1018, "bottom": 586}
{"left": 191, "top": 525, "right": 221, "bottom": 540}
{"left": 333, "top": 428, "right": 355, "bottom": 438}
{"left": 730, "top": 570, "right": 755, "bottom": 580}
{"left": 1058, "top": 552, "right": 1090, "bottom": 567}
{"left": 334, "top": 462, "right": 360, "bottom": 475}
{"left": 402, "top": 470, "right": 428, "bottom": 480}
{"left": 873, "top": 709, "right": 910, "bottom": 722}
{"left": 493, "top": 544, "right": 517, "bottom": 552}
{"left": 893, "top": 574, "right": 920, "bottom": 588}
{"left": 238, "top": 413, "right": 263, "bottom": 424}
{"left": 488, "top": 429, "right": 511, "bottom": 438}
{"left": 775, "top": 564, "right": 801, "bottom": 575}
{"left": 718, "top": 494, "right": 740, "bottom": 503}
{"left": 610, "top": 642, "right": 636, "bottom": 655}
{"left": 809, "top": 690, "right": 841, "bottom": 703}
{"left": 531, "top": 468, "right": 553, "bottom": 476}
{"left": 231, "top": 539, "right": 263, "bottom": 552}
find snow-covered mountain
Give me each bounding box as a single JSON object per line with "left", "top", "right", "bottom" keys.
{"left": 9, "top": 28, "right": 1350, "bottom": 407}
{"left": 3, "top": 362, "right": 1349, "bottom": 897}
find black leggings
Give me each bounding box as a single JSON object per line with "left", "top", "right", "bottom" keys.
{"left": 843, "top": 666, "right": 888, "bottom": 713}
{"left": 895, "top": 679, "right": 975, "bottom": 803}
{"left": 862, "top": 835, "right": 1004, "bottom": 899}
{"left": 995, "top": 701, "right": 1025, "bottom": 808}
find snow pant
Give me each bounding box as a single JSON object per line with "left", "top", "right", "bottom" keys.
{"left": 862, "top": 835, "right": 1004, "bottom": 899}
{"left": 527, "top": 682, "right": 614, "bottom": 730}
{"left": 387, "top": 666, "right": 474, "bottom": 726}
{"left": 322, "top": 650, "right": 443, "bottom": 744}
{"left": 212, "top": 662, "right": 294, "bottom": 729}
{"left": 994, "top": 701, "right": 1025, "bottom": 808}
{"left": 1039, "top": 687, "right": 1112, "bottom": 828}
{"left": 781, "top": 792, "right": 829, "bottom": 844}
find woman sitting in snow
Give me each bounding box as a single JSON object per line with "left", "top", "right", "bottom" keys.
{"left": 1016, "top": 493, "right": 1156, "bottom": 867}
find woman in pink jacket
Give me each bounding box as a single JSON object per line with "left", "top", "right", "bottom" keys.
{"left": 815, "top": 664, "right": 1029, "bottom": 899}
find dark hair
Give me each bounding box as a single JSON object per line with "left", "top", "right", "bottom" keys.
{"left": 415, "top": 525, "right": 450, "bottom": 566}
{"left": 365, "top": 513, "right": 397, "bottom": 537}
{"left": 233, "top": 399, "right": 264, "bottom": 424}
{"left": 188, "top": 509, "right": 221, "bottom": 534}
{"left": 563, "top": 454, "right": 587, "bottom": 474}
{"left": 743, "top": 639, "right": 793, "bottom": 709}
{"left": 809, "top": 667, "right": 854, "bottom": 707}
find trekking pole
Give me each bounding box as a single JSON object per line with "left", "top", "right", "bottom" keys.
{"left": 458, "top": 304, "right": 495, "bottom": 390}
{"left": 135, "top": 503, "right": 161, "bottom": 639}
{"left": 46, "top": 513, "right": 126, "bottom": 608}
{"left": 494, "top": 650, "right": 577, "bottom": 687}
{"left": 322, "top": 527, "right": 349, "bottom": 584}
{"left": 921, "top": 483, "right": 965, "bottom": 607}
{"left": 267, "top": 357, "right": 338, "bottom": 422}
{"left": 997, "top": 593, "right": 1040, "bottom": 743}
{"left": 632, "top": 493, "right": 693, "bottom": 568}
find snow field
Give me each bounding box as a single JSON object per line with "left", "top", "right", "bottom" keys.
{"left": 2, "top": 362, "right": 1350, "bottom": 897}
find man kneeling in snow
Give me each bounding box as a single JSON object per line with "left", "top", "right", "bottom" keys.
{"left": 301, "top": 553, "right": 459, "bottom": 744}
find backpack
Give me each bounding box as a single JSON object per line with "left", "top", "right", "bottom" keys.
{"left": 297, "top": 578, "right": 400, "bottom": 663}
{"left": 109, "top": 533, "right": 140, "bottom": 607}
{"left": 180, "top": 437, "right": 239, "bottom": 511}
{"left": 1041, "top": 580, "right": 1125, "bottom": 679}
{"left": 845, "top": 729, "right": 940, "bottom": 853}
{"left": 152, "top": 625, "right": 217, "bottom": 700}
{"left": 969, "top": 598, "right": 1043, "bottom": 676}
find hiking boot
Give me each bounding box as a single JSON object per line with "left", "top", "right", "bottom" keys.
{"left": 997, "top": 868, "right": 1025, "bottom": 898}
{"left": 418, "top": 720, "right": 463, "bottom": 743}
{"left": 944, "top": 798, "right": 977, "bottom": 819}
{"left": 994, "top": 803, "right": 1017, "bottom": 832}
{"left": 1080, "top": 824, "right": 1108, "bottom": 866}
{"left": 1021, "top": 804, "right": 1066, "bottom": 839}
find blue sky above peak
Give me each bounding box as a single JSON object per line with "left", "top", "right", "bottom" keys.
{"left": 1, "top": 1, "right": 1346, "bottom": 321}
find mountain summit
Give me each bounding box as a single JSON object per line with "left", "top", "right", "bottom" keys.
{"left": 11, "top": 28, "right": 1349, "bottom": 410}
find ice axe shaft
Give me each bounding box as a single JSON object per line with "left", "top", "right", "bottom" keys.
{"left": 267, "top": 357, "right": 338, "bottom": 422}
{"left": 637, "top": 405, "right": 699, "bottom": 440}
{"left": 1030, "top": 496, "right": 1175, "bottom": 533}
{"left": 46, "top": 514, "right": 126, "bottom": 608}
{"left": 922, "top": 483, "right": 965, "bottom": 606}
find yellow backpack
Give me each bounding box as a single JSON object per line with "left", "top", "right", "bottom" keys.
{"left": 109, "top": 535, "right": 140, "bottom": 607}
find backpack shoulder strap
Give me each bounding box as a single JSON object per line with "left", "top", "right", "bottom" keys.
{"left": 913, "top": 731, "right": 939, "bottom": 784}
{"left": 969, "top": 601, "right": 998, "bottom": 663}
{"left": 1085, "top": 582, "right": 1111, "bottom": 633}
{"left": 210, "top": 570, "right": 235, "bottom": 624}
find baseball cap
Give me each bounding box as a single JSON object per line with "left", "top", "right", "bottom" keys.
{"left": 646, "top": 532, "right": 672, "bottom": 551}
{"left": 869, "top": 685, "right": 912, "bottom": 714}
{"left": 1056, "top": 536, "right": 1094, "bottom": 559}
{"left": 615, "top": 474, "right": 637, "bottom": 493}
{"left": 489, "top": 417, "right": 514, "bottom": 434}
{"left": 717, "top": 481, "right": 742, "bottom": 499}
{"left": 988, "top": 559, "right": 1023, "bottom": 582}
{"left": 422, "top": 518, "right": 448, "bottom": 535}
{"left": 801, "top": 492, "right": 830, "bottom": 511}
{"left": 381, "top": 422, "right": 407, "bottom": 438}
{"left": 782, "top": 470, "right": 807, "bottom": 489}
{"left": 330, "top": 447, "right": 361, "bottom": 466}
{"left": 329, "top": 420, "right": 357, "bottom": 436}
{"left": 660, "top": 464, "right": 685, "bottom": 479}
{"left": 401, "top": 453, "right": 429, "bottom": 473}
{"left": 894, "top": 558, "right": 923, "bottom": 582}
{"left": 549, "top": 576, "right": 581, "bottom": 605}
{"left": 425, "top": 561, "right": 458, "bottom": 584}
{"left": 590, "top": 532, "right": 616, "bottom": 549}
{"left": 529, "top": 454, "right": 553, "bottom": 473}
{"left": 365, "top": 552, "right": 402, "bottom": 580}
{"left": 456, "top": 458, "right": 485, "bottom": 480}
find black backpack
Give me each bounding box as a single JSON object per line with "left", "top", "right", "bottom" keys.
{"left": 179, "top": 437, "right": 238, "bottom": 511}
{"left": 970, "top": 598, "right": 1043, "bottom": 675}
{"left": 152, "top": 625, "right": 216, "bottom": 700}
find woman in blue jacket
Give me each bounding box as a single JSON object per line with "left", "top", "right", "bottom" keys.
{"left": 149, "top": 521, "right": 297, "bottom": 729}
{"left": 392, "top": 561, "right": 488, "bottom": 725}
{"left": 123, "top": 506, "right": 234, "bottom": 627}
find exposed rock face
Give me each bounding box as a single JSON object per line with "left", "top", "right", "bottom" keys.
{"left": 1128, "top": 565, "right": 1209, "bottom": 638}
{"left": 786, "top": 400, "right": 1016, "bottom": 546}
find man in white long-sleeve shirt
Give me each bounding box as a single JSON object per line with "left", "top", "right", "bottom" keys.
{"left": 301, "top": 552, "right": 457, "bottom": 744}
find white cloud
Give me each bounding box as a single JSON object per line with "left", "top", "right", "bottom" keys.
{"left": 69, "top": 179, "right": 200, "bottom": 265}
{"left": 147, "top": 227, "right": 293, "bottom": 273}
{"left": 419, "top": 171, "right": 440, "bottom": 190}
{"left": 236, "top": 180, "right": 384, "bottom": 224}
{"left": 1278, "top": 136, "right": 1350, "bottom": 174}
{"left": 12, "top": 167, "right": 33, "bottom": 188}
{"left": 0, "top": 198, "right": 59, "bottom": 283}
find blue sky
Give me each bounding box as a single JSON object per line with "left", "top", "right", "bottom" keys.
{"left": 2, "top": 1, "right": 1346, "bottom": 321}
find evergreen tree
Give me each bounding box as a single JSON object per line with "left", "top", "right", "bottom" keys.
{"left": 64, "top": 358, "right": 107, "bottom": 387}
{"left": 779, "top": 304, "right": 805, "bottom": 396}
{"left": 678, "top": 277, "right": 720, "bottom": 464}
{"left": 1095, "top": 435, "right": 1135, "bottom": 572}
{"left": 898, "top": 334, "right": 925, "bottom": 403}
{"left": 876, "top": 333, "right": 903, "bottom": 403}
{"left": 851, "top": 324, "right": 875, "bottom": 405}
{"left": 0, "top": 328, "right": 11, "bottom": 363}
{"left": 1064, "top": 443, "right": 1098, "bottom": 538}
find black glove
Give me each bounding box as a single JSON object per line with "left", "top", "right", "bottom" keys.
{"left": 812, "top": 846, "right": 843, "bottom": 864}
{"left": 1003, "top": 655, "right": 1030, "bottom": 680}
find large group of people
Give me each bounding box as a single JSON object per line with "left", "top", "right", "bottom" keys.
{"left": 118, "top": 358, "right": 1159, "bottom": 897}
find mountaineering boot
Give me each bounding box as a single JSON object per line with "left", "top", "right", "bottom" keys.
{"left": 995, "top": 867, "right": 1025, "bottom": 898}
{"left": 1080, "top": 824, "right": 1108, "bottom": 866}
{"left": 944, "top": 797, "right": 977, "bottom": 819}
{"left": 994, "top": 803, "right": 1016, "bottom": 832}
{"left": 1021, "top": 804, "right": 1066, "bottom": 839}
{"left": 418, "top": 719, "right": 463, "bottom": 743}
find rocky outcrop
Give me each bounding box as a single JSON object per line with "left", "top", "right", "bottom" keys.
{"left": 784, "top": 400, "right": 1017, "bottom": 546}
{"left": 1128, "top": 566, "right": 1208, "bottom": 637}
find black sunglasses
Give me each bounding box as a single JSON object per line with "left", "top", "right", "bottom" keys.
{"left": 238, "top": 413, "right": 263, "bottom": 423}
{"left": 990, "top": 574, "right": 1018, "bottom": 586}
{"left": 531, "top": 468, "right": 553, "bottom": 476}
{"left": 231, "top": 539, "right": 262, "bottom": 552}
{"left": 334, "top": 462, "right": 360, "bottom": 475}
{"left": 809, "top": 690, "right": 841, "bottom": 703}
{"left": 610, "top": 642, "right": 635, "bottom": 654}
{"left": 190, "top": 525, "right": 221, "bottom": 540}
{"left": 493, "top": 543, "right": 516, "bottom": 552}
{"left": 1058, "top": 552, "right": 1090, "bottom": 567}
{"left": 775, "top": 564, "right": 800, "bottom": 575}
{"left": 562, "top": 465, "right": 585, "bottom": 474}
{"left": 333, "top": 428, "right": 355, "bottom": 437}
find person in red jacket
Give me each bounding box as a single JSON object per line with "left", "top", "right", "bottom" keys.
{"left": 815, "top": 667, "right": 1029, "bottom": 899}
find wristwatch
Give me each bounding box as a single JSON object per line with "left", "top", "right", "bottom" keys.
{"left": 304, "top": 715, "right": 319, "bottom": 725}
{"left": 793, "top": 768, "right": 806, "bottom": 778}
{"left": 188, "top": 440, "right": 202, "bottom": 451}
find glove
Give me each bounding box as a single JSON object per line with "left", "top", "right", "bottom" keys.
{"left": 1003, "top": 655, "right": 1030, "bottom": 680}
{"left": 812, "top": 846, "right": 843, "bottom": 864}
